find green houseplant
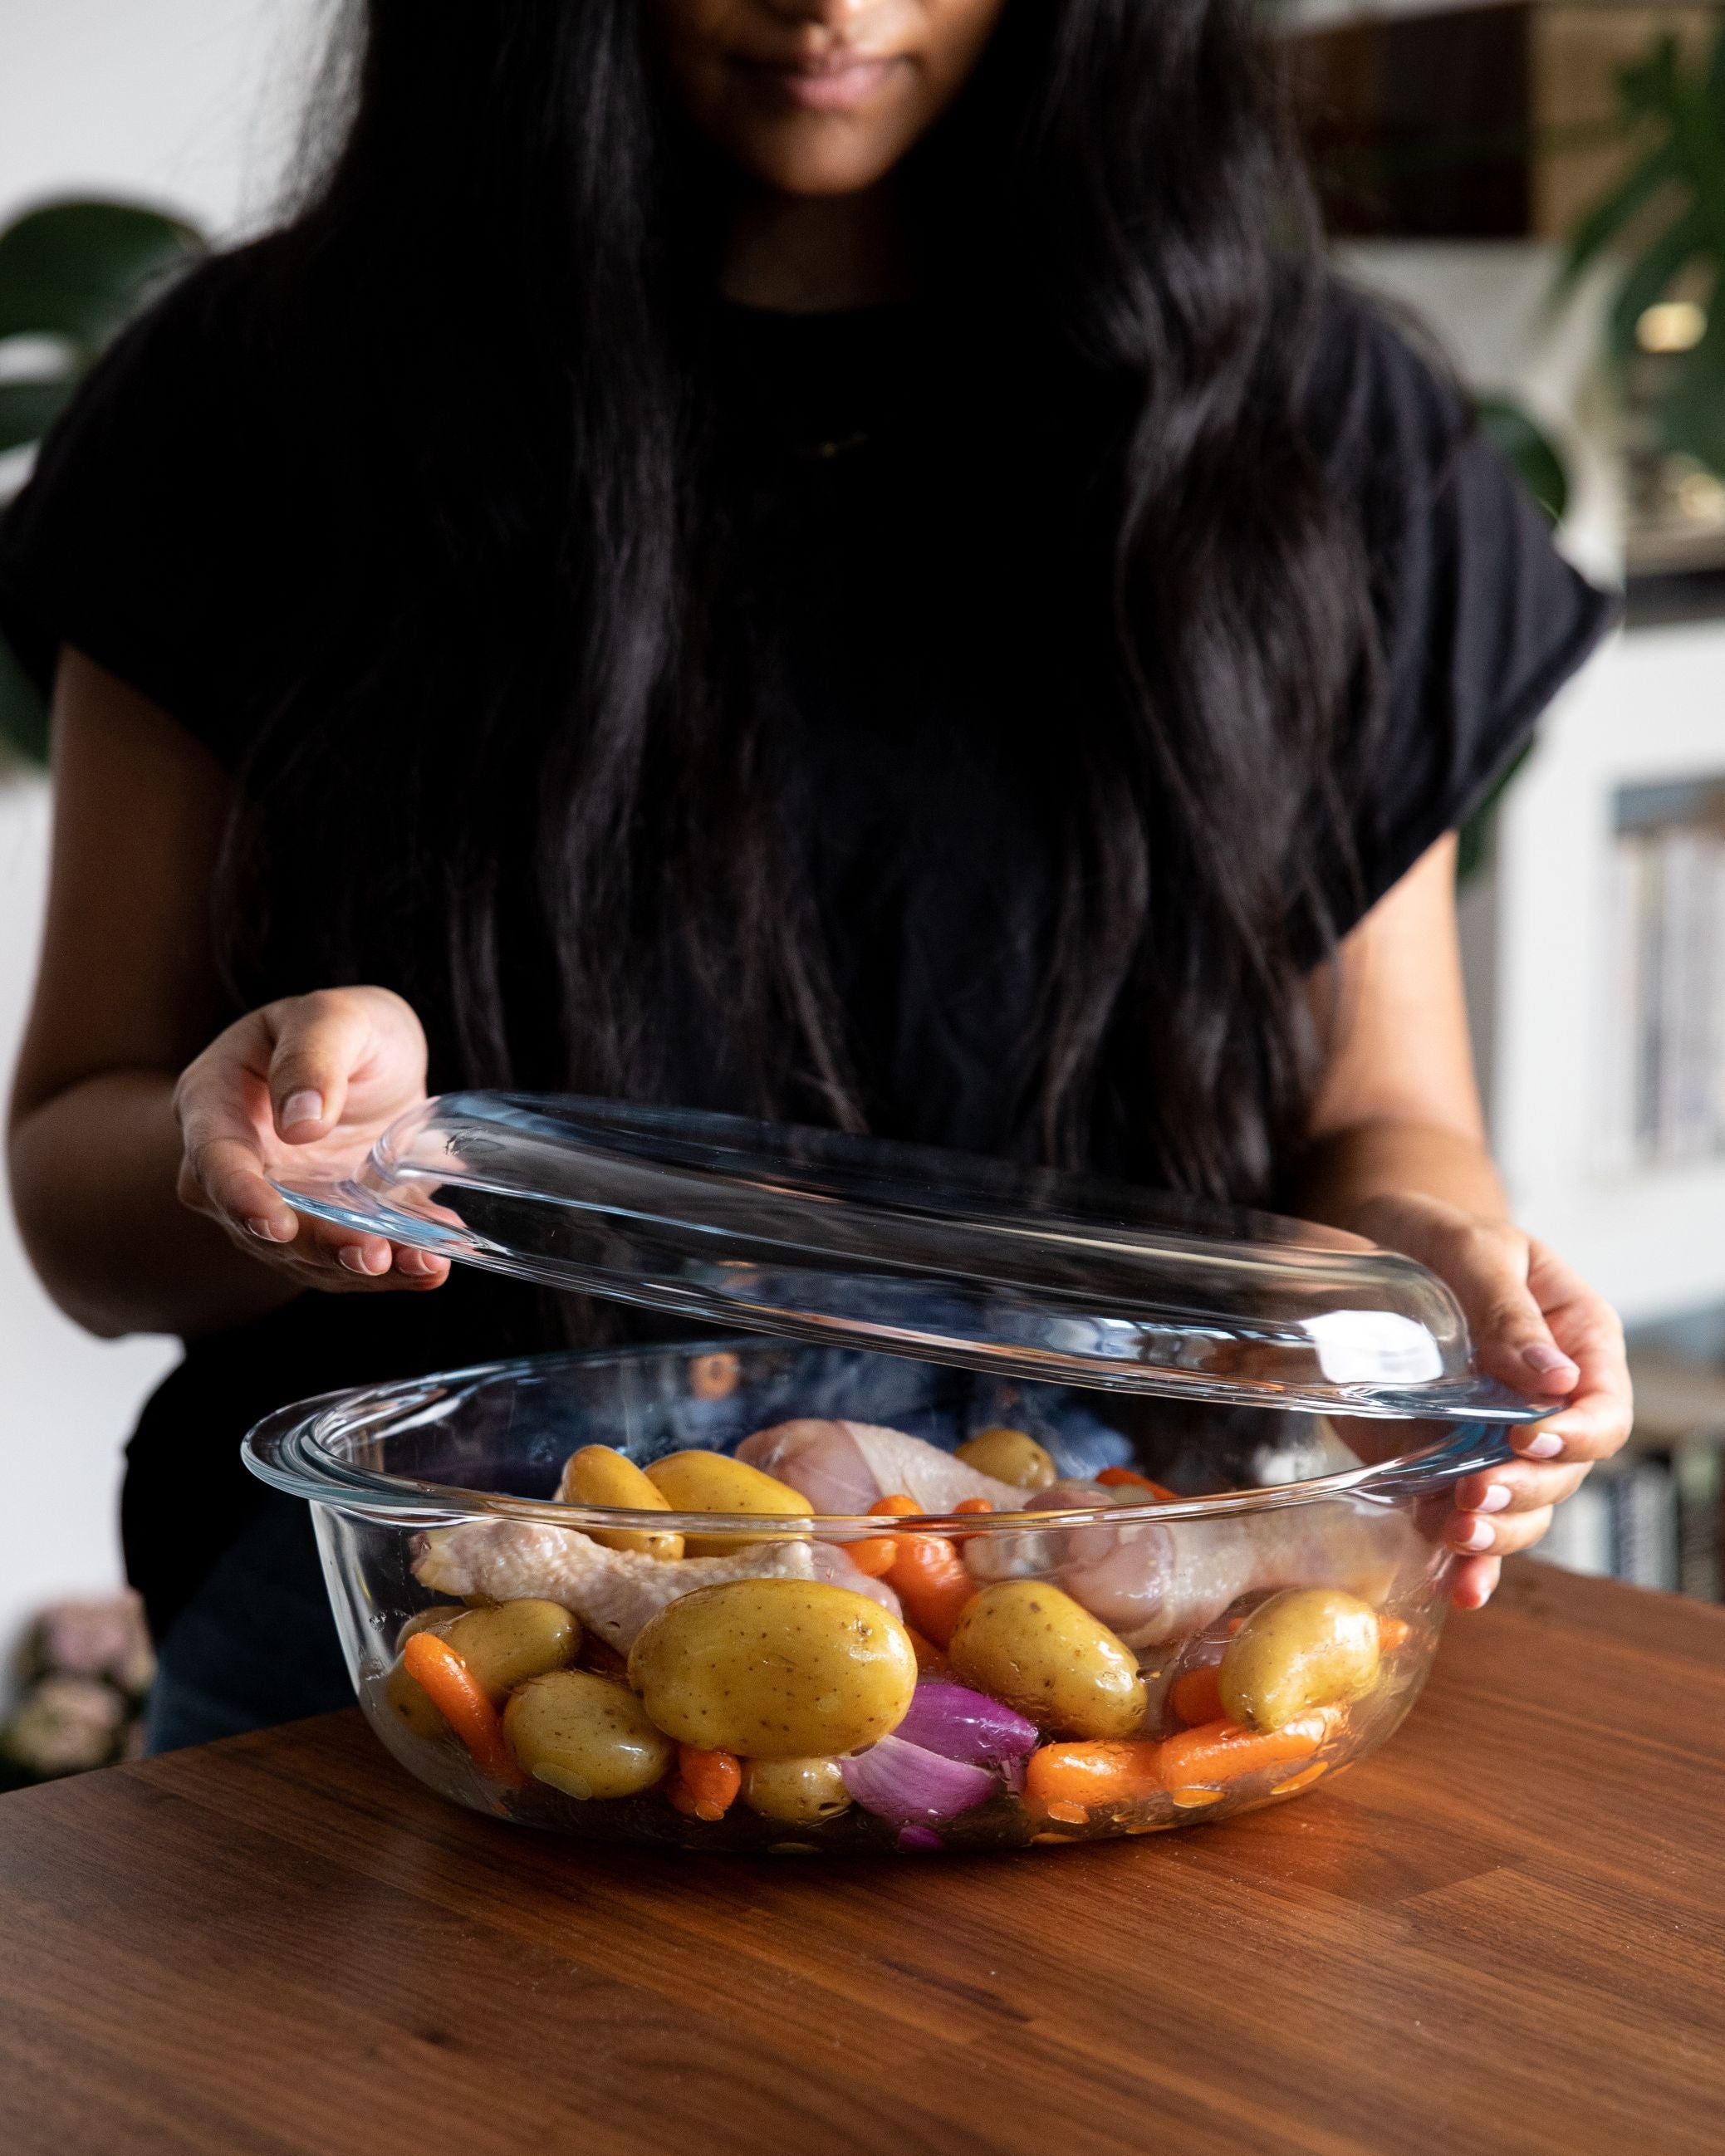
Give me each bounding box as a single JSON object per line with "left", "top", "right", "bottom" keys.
{"left": 1552, "top": 20, "right": 1725, "bottom": 478}
{"left": 0, "top": 198, "right": 203, "bottom": 761}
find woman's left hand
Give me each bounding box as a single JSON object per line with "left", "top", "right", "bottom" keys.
{"left": 1352, "top": 1193, "right": 1634, "bottom": 1610}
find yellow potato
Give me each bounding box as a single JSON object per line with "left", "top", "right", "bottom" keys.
{"left": 1218, "top": 1588, "right": 1381, "bottom": 1732}
{"left": 557, "top": 1444, "right": 684, "bottom": 1560}
{"left": 398, "top": 1604, "right": 466, "bottom": 1644}
{"left": 740, "top": 1756, "right": 853, "bottom": 1825}
{"left": 644, "top": 1449, "right": 813, "bottom": 1557}
{"left": 956, "top": 1427, "right": 1056, "bottom": 1492}
{"left": 385, "top": 1597, "right": 581, "bottom": 1739}
{"left": 628, "top": 1579, "right": 917, "bottom": 1759}
{"left": 948, "top": 1582, "right": 1147, "bottom": 1740}
{"left": 504, "top": 1670, "right": 674, "bottom": 1800}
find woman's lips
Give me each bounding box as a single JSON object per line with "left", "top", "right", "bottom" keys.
{"left": 745, "top": 54, "right": 901, "bottom": 113}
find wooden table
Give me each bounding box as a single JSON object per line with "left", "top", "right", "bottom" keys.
{"left": 2, "top": 1561, "right": 1722, "bottom": 2156}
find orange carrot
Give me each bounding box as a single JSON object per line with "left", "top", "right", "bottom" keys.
{"left": 1096, "top": 1467, "right": 1179, "bottom": 1500}
{"left": 847, "top": 1492, "right": 916, "bottom": 1577}
{"left": 865, "top": 1493, "right": 978, "bottom": 1645}
{"left": 401, "top": 1631, "right": 527, "bottom": 1788}
{"left": 885, "top": 1533, "right": 977, "bottom": 1647}
{"left": 1169, "top": 1664, "right": 1225, "bottom": 1727}
{"left": 1155, "top": 1708, "right": 1335, "bottom": 1793}
{"left": 1378, "top": 1615, "right": 1410, "bottom": 1654}
{"left": 1025, "top": 1739, "right": 1164, "bottom": 1809}
{"left": 905, "top": 1627, "right": 951, "bottom": 1678}
{"left": 667, "top": 1745, "right": 741, "bottom": 1821}
{"left": 950, "top": 1496, "right": 992, "bottom": 1545}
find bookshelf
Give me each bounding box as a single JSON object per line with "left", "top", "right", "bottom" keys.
{"left": 1489, "top": 620, "right": 1725, "bottom": 1327}
{"left": 1338, "top": 231, "right": 1725, "bottom": 1603}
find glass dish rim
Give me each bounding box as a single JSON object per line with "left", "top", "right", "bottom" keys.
{"left": 242, "top": 1336, "right": 1518, "bottom": 1531}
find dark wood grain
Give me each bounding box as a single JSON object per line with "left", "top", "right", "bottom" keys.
{"left": 2, "top": 1561, "right": 1722, "bottom": 2156}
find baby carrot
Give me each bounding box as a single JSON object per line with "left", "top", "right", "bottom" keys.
{"left": 885, "top": 1533, "right": 977, "bottom": 1647}
{"left": 845, "top": 1536, "right": 899, "bottom": 1575}
{"left": 1169, "top": 1664, "right": 1225, "bottom": 1727}
{"left": 867, "top": 1493, "right": 978, "bottom": 1645}
{"left": 950, "top": 1496, "right": 992, "bottom": 1544}
{"left": 1025, "top": 1739, "right": 1164, "bottom": 1809}
{"left": 401, "top": 1631, "right": 527, "bottom": 1788}
{"left": 667, "top": 1745, "right": 742, "bottom": 1821}
{"left": 905, "top": 1627, "right": 951, "bottom": 1678}
{"left": 1096, "top": 1467, "right": 1179, "bottom": 1500}
{"left": 1378, "top": 1615, "right": 1411, "bottom": 1654}
{"left": 847, "top": 1492, "right": 915, "bottom": 1576}
{"left": 1155, "top": 1708, "right": 1335, "bottom": 1793}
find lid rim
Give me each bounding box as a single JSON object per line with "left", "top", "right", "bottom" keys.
{"left": 269, "top": 1094, "right": 1559, "bottom": 1424}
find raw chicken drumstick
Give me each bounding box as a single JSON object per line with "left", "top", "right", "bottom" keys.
{"left": 736, "top": 1418, "right": 1023, "bottom": 1513}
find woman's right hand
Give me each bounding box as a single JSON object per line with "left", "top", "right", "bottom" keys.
{"left": 174, "top": 986, "right": 452, "bottom": 1291}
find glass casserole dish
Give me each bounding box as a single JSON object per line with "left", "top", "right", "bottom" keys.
{"left": 243, "top": 1095, "right": 1549, "bottom": 1855}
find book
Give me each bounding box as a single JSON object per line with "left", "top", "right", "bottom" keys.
{"left": 1675, "top": 1440, "right": 1723, "bottom": 1604}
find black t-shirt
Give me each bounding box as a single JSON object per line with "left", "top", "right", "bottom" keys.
{"left": 0, "top": 260, "right": 1612, "bottom": 1708}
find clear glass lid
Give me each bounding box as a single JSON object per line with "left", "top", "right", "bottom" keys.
{"left": 274, "top": 1093, "right": 1550, "bottom": 1423}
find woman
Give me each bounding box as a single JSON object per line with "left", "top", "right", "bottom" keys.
{"left": 2, "top": 0, "right": 1629, "bottom": 1748}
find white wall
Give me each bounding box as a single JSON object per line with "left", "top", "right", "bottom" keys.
{"left": 0, "top": 0, "right": 325, "bottom": 1678}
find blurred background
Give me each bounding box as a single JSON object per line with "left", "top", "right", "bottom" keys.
{"left": 2, "top": 0, "right": 1724, "bottom": 1777}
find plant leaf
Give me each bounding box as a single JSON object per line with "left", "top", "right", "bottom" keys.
{"left": 1619, "top": 36, "right": 1682, "bottom": 122}
{"left": 1657, "top": 297, "right": 1725, "bottom": 473}
{"left": 1605, "top": 202, "right": 1711, "bottom": 367}
{"left": 0, "top": 631, "right": 48, "bottom": 764}
{"left": 0, "top": 375, "right": 75, "bottom": 454}
{"left": 0, "top": 200, "right": 202, "bottom": 345}
{"left": 1550, "top": 140, "right": 1681, "bottom": 302}
{"left": 1475, "top": 396, "right": 1570, "bottom": 524}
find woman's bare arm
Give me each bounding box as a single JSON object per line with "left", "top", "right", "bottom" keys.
{"left": 7, "top": 652, "right": 446, "bottom": 1339}
{"left": 1297, "top": 834, "right": 1631, "bottom": 1605}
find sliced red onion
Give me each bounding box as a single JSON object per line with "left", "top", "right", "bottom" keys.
{"left": 840, "top": 1732, "right": 997, "bottom": 1827}
{"left": 894, "top": 1680, "right": 1038, "bottom": 1767}
{"left": 898, "top": 1825, "right": 943, "bottom": 1852}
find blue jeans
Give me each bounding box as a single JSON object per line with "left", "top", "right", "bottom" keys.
{"left": 144, "top": 1492, "right": 351, "bottom": 1752}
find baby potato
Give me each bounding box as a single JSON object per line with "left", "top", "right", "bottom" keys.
{"left": 1218, "top": 1587, "right": 1381, "bottom": 1732}
{"left": 438, "top": 1599, "right": 581, "bottom": 1703}
{"left": 644, "top": 1449, "right": 813, "bottom": 1557}
{"left": 504, "top": 1670, "right": 675, "bottom": 1799}
{"left": 741, "top": 1756, "right": 853, "bottom": 1825}
{"left": 628, "top": 1579, "right": 917, "bottom": 1759}
{"left": 557, "top": 1444, "right": 684, "bottom": 1560}
{"left": 957, "top": 1427, "right": 1057, "bottom": 1492}
{"left": 948, "top": 1581, "right": 1147, "bottom": 1740}
{"left": 384, "top": 1597, "right": 580, "bottom": 1739}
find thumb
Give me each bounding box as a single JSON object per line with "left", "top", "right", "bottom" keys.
{"left": 1444, "top": 1222, "right": 1578, "bottom": 1398}
{"left": 264, "top": 992, "right": 377, "bottom": 1140}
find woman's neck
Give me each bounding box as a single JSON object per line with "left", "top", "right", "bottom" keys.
{"left": 722, "top": 183, "right": 907, "bottom": 312}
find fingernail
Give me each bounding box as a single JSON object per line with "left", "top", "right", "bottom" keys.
{"left": 1523, "top": 1343, "right": 1576, "bottom": 1377}
{"left": 338, "top": 1246, "right": 378, "bottom": 1276}
{"left": 1453, "top": 1517, "right": 1493, "bottom": 1551}
{"left": 1516, "top": 1431, "right": 1564, "bottom": 1459}
{"left": 246, "top": 1217, "right": 282, "bottom": 1242}
{"left": 1473, "top": 1483, "right": 1512, "bottom": 1513}
{"left": 280, "top": 1090, "right": 324, "bottom": 1129}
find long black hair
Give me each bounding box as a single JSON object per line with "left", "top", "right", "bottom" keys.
{"left": 213, "top": 0, "right": 1377, "bottom": 1206}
